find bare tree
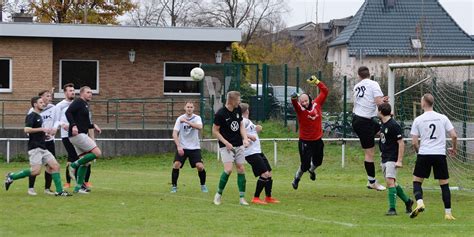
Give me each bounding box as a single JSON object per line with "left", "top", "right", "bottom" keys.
{"left": 191, "top": 0, "right": 288, "bottom": 45}
{"left": 127, "top": 0, "right": 167, "bottom": 26}
{"left": 162, "top": 0, "right": 195, "bottom": 26}
{"left": 126, "top": 0, "right": 195, "bottom": 27}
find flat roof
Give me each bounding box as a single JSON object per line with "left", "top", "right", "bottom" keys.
{"left": 0, "top": 22, "right": 241, "bottom": 42}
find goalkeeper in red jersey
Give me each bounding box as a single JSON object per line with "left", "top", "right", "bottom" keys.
{"left": 291, "top": 75, "right": 329, "bottom": 190}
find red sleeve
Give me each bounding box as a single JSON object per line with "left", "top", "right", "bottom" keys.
{"left": 291, "top": 98, "right": 302, "bottom": 113}
{"left": 314, "top": 81, "right": 329, "bottom": 106}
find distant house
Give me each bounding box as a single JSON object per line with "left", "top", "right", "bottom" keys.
{"left": 277, "top": 16, "right": 353, "bottom": 47}
{"left": 327, "top": 0, "right": 474, "bottom": 78}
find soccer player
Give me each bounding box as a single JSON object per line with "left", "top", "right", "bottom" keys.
{"left": 4, "top": 96, "right": 71, "bottom": 196}
{"left": 409, "top": 93, "right": 457, "bottom": 220}
{"left": 56, "top": 83, "right": 92, "bottom": 190}
{"left": 27, "top": 89, "right": 59, "bottom": 196}
{"left": 377, "top": 103, "right": 413, "bottom": 216}
{"left": 66, "top": 86, "right": 102, "bottom": 194}
{"left": 290, "top": 75, "right": 328, "bottom": 190}
{"left": 171, "top": 101, "right": 208, "bottom": 193}
{"left": 352, "top": 66, "right": 388, "bottom": 191}
{"left": 240, "top": 103, "right": 279, "bottom": 205}
{"left": 212, "top": 91, "right": 249, "bottom": 205}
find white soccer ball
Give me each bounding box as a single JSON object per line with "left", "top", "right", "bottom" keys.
{"left": 190, "top": 67, "right": 205, "bottom": 81}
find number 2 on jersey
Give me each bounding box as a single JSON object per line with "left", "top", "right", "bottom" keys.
{"left": 429, "top": 123, "right": 437, "bottom": 139}
{"left": 355, "top": 86, "right": 366, "bottom": 97}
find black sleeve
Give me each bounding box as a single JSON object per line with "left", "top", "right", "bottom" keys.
{"left": 392, "top": 123, "right": 403, "bottom": 140}
{"left": 66, "top": 100, "right": 78, "bottom": 127}
{"left": 214, "top": 110, "right": 224, "bottom": 126}
{"left": 25, "top": 113, "right": 35, "bottom": 128}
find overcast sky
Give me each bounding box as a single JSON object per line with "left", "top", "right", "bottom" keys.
{"left": 286, "top": 0, "right": 474, "bottom": 35}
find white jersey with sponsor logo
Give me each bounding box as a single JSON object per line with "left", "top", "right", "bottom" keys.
{"left": 410, "top": 111, "right": 454, "bottom": 155}
{"left": 55, "top": 99, "right": 73, "bottom": 138}
{"left": 173, "top": 114, "right": 202, "bottom": 150}
{"left": 27, "top": 104, "right": 60, "bottom": 141}
{"left": 353, "top": 78, "right": 384, "bottom": 118}
{"left": 243, "top": 118, "right": 261, "bottom": 157}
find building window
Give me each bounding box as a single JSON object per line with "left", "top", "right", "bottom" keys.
{"left": 60, "top": 60, "right": 99, "bottom": 93}
{"left": 0, "top": 58, "right": 12, "bottom": 92}
{"left": 164, "top": 62, "right": 200, "bottom": 95}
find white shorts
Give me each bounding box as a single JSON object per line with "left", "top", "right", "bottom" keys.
{"left": 220, "top": 146, "right": 245, "bottom": 164}
{"left": 28, "top": 148, "right": 55, "bottom": 166}
{"left": 69, "top": 133, "right": 97, "bottom": 156}
{"left": 381, "top": 161, "right": 397, "bottom": 179}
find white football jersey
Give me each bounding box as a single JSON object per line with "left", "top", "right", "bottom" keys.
{"left": 55, "top": 99, "right": 73, "bottom": 138}
{"left": 173, "top": 114, "right": 202, "bottom": 150}
{"left": 243, "top": 118, "right": 261, "bottom": 157}
{"left": 27, "top": 104, "right": 60, "bottom": 141}
{"left": 410, "top": 111, "right": 455, "bottom": 155}
{"left": 353, "top": 78, "right": 384, "bottom": 118}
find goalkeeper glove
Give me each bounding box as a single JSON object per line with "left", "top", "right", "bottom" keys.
{"left": 291, "top": 92, "right": 299, "bottom": 99}
{"left": 307, "top": 75, "right": 320, "bottom": 85}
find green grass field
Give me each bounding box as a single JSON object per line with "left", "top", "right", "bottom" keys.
{"left": 1, "top": 122, "right": 473, "bottom": 236}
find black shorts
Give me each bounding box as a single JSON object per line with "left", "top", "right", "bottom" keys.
{"left": 352, "top": 115, "right": 380, "bottom": 149}
{"left": 298, "top": 139, "right": 324, "bottom": 172}
{"left": 413, "top": 154, "right": 449, "bottom": 179}
{"left": 245, "top": 153, "right": 272, "bottom": 177}
{"left": 62, "top": 137, "right": 79, "bottom": 162}
{"left": 45, "top": 140, "right": 56, "bottom": 156}
{"left": 174, "top": 149, "right": 203, "bottom": 168}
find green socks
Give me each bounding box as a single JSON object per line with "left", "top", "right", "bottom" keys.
{"left": 388, "top": 187, "right": 397, "bottom": 209}
{"left": 74, "top": 166, "right": 88, "bottom": 192}
{"left": 237, "top": 173, "right": 246, "bottom": 198}
{"left": 396, "top": 185, "right": 410, "bottom": 203}
{"left": 217, "top": 171, "right": 230, "bottom": 195}
{"left": 10, "top": 168, "right": 31, "bottom": 180}
{"left": 71, "top": 153, "right": 97, "bottom": 169}
{"left": 51, "top": 172, "right": 63, "bottom": 193}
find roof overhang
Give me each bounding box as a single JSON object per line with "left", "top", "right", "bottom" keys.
{"left": 0, "top": 22, "right": 241, "bottom": 42}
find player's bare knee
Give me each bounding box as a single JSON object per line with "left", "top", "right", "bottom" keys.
{"left": 196, "top": 163, "right": 204, "bottom": 171}
{"left": 439, "top": 179, "right": 449, "bottom": 185}
{"left": 236, "top": 164, "right": 245, "bottom": 173}
{"left": 30, "top": 166, "right": 41, "bottom": 176}
{"left": 93, "top": 149, "right": 102, "bottom": 158}
{"left": 173, "top": 161, "right": 181, "bottom": 169}
{"left": 49, "top": 162, "right": 60, "bottom": 172}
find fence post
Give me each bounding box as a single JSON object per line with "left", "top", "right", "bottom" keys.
{"left": 115, "top": 101, "right": 119, "bottom": 130}
{"left": 342, "top": 76, "right": 347, "bottom": 168}
{"left": 106, "top": 100, "right": 110, "bottom": 124}
{"left": 7, "top": 139, "right": 10, "bottom": 163}
{"left": 296, "top": 67, "right": 300, "bottom": 132}
{"left": 2, "top": 101, "right": 5, "bottom": 129}
{"left": 273, "top": 139, "right": 277, "bottom": 166}
{"left": 262, "top": 64, "right": 268, "bottom": 122}
{"left": 284, "top": 64, "right": 288, "bottom": 127}
{"left": 256, "top": 64, "right": 260, "bottom": 123}
{"left": 142, "top": 102, "right": 145, "bottom": 129}
{"left": 462, "top": 81, "right": 468, "bottom": 161}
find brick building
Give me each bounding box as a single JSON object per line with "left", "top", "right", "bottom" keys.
{"left": 0, "top": 23, "right": 241, "bottom": 127}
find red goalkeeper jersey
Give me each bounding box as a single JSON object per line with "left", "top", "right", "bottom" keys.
{"left": 291, "top": 81, "right": 329, "bottom": 140}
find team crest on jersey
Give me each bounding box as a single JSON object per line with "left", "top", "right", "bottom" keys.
{"left": 385, "top": 128, "right": 388, "bottom": 133}
{"left": 236, "top": 114, "right": 240, "bottom": 119}
{"left": 230, "top": 121, "right": 239, "bottom": 131}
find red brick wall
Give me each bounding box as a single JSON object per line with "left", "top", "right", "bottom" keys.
{"left": 52, "top": 39, "right": 232, "bottom": 99}
{"left": 1, "top": 37, "right": 232, "bottom": 127}
{"left": 0, "top": 37, "right": 53, "bottom": 100}
{"left": 0, "top": 38, "right": 53, "bottom": 125}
